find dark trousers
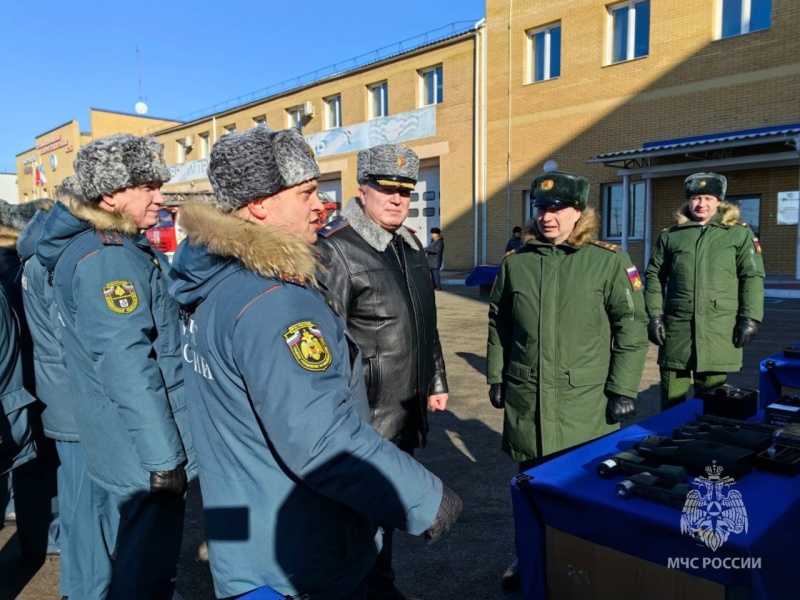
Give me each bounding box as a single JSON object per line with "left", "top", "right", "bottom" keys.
{"left": 110, "top": 491, "right": 186, "bottom": 600}
{"left": 430, "top": 268, "right": 442, "bottom": 290}
{"left": 364, "top": 446, "right": 415, "bottom": 600}
{"left": 57, "top": 440, "right": 119, "bottom": 600}
{"left": 1, "top": 434, "right": 60, "bottom": 561}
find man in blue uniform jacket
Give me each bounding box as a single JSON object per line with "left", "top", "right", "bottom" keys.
{"left": 169, "top": 125, "right": 462, "bottom": 600}
{"left": 36, "top": 134, "right": 196, "bottom": 600}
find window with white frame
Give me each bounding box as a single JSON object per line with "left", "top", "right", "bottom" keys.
{"left": 602, "top": 181, "right": 646, "bottom": 239}
{"left": 719, "top": 0, "right": 772, "bottom": 38}
{"left": 420, "top": 66, "right": 443, "bottom": 106}
{"left": 608, "top": 0, "right": 650, "bottom": 64}
{"left": 199, "top": 132, "right": 210, "bottom": 158}
{"left": 176, "top": 139, "right": 186, "bottom": 163}
{"left": 224, "top": 124, "right": 236, "bottom": 134}
{"left": 287, "top": 107, "right": 303, "bottom": 129}
{"left": 369, "top": 81, "right": 389, "bottom": 119}
{"left": 325, "top": 95, "right": 342, "bottom": 129}
{"left": 527, "top": 23, "right": 561, "bottom": 83}
{"left": 253, "top": 115, "right": 266, "bottom": 127}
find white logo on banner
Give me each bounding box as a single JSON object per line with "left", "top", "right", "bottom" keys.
{"left": 680, "top": 462, "right": 748, "bottom": 551}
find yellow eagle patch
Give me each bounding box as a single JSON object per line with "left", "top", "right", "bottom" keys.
{"left": 283, "top": 321, "right": 332, "bottom": 371}
{"left": 102, "top": 280, "right": 139, "bottom": 314}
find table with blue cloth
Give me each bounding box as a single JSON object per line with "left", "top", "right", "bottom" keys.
{"left": 464, "top": 264, "right": 500, "bottom": 287}
{"left": 759, "top": 346, "right": 800, "bottom": 408}
{"left": 511, "top": 399, "right": 798, "bottom": 600}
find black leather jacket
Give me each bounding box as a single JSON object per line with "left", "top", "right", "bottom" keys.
{"left": 317, "top": 206, "right": 447, "bottom": 448}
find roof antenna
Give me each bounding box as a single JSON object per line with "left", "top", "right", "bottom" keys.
{"left": 134, "top": 44, "right": 148, "bottom": 115}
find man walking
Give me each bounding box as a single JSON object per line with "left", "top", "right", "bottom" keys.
{"left": 317, "top": 143, "right": 449, "bottom": 600}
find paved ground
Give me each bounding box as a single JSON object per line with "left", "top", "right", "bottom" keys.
{"left": 2, "top": 288, "right": 798, "bottom": 600}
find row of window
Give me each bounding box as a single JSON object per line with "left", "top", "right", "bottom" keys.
{"left": 528, "top": 0, "right": 772, "bottom": 83}
{"left": 173, "top": 65, "right": 443, "bottom": 162}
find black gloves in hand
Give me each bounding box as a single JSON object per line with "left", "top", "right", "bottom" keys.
{"left": 150, "top": 465, "right": 187, "bottom": 496}
{"left": 606, "top": 393, "right": 636, "bottom": 425}
{"left": 647, "top": 316, "right": 666, "bottom": 346}
{"left": 489, "top": 383, "right": 505, "bottom": 409}
{"left": 733, "top": 317, "right": 758, "bottom": 348}
{"left": 424, "top": 484, "right": 463, "bottom": 544}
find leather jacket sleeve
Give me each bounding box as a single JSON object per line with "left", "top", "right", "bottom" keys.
{"left": 429, "top": 326, "right": 448, "bottom": 395}
{"left": 317, "top": 242, "right": 353, "bottom": 321}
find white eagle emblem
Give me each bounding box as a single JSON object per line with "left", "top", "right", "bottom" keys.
{"left": 680, "top": 462, "right": 748, "bottom": 552}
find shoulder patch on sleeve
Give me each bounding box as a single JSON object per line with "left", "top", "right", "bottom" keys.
{"left": 96, "top": 231, "right": 123, "bottom": 246}
{"left": 590, "top": 240, "right": 620, "bottom": 252}
{"left": 752, "top": 237, "right": 762, "bottom": 254}
{"left": 283, "top": 321, "right": 332, "bottom": 371}
{"left": 625, "top": 266, "right": 644, "bottom": 291}
{"left": 102, "top": 280, "right": 139, "bottom": 313}
{"left": 317, "top": 217, "right": 349, "bottom": 239}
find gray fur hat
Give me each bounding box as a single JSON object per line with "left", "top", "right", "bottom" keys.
{"left": 74, "top": 133, "right": 171, "bottom": 203}
{"left": 357, "top": 144, "right": 419, "bottom": 190}
{"left": 208, "top": 125, "right": 320, "bottom": 212}
{"left": 0, "top": 199, "right": 54, "bottom": 231}
{"left": 55, "top": 175, "right": 87, "bottom": 204}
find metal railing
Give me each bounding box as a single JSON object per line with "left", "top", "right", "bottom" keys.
{"left": 141, "top": 20, "right": 478, "bottom": 134}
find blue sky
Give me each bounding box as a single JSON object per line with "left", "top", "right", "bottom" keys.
{"left": 0, "top": 0, "right": 485, "bottom": 172}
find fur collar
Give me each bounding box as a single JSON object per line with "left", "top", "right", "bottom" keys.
{"left": 341, "top": 198, "right": 418, "bottom": 252}
{"left": 65, "top": 197, "right": 140, "bottom": 235}
{"left": 0, "top": 226, "right": 17, "bottom": 249}
{"left": 179, "top": 202, "right": 318, "bottom": 284}
{"left": 526, "top": 206, "right": 599, "bottom": 248}
{"left": 675, "top": 201, "right": 739, "bottom": 226}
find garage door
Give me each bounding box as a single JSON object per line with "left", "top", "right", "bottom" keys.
{"left": 404, "top": 166, "right": 440, "bottom": 248}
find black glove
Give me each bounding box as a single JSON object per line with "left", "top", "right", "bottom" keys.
{"left": 733, "top": 317, "right": 758, "bottom": 348}
{"left": 606, "top": 393, "right": 636, "bottom": 425}
{"left": 647, "top": 316, "right": 666, "bottom": 346}
{"left": 489, "top": 383, "right": 505, "bottom": 409}
{"left": 150, "top": 465, "right": 187, "bottom": 496}
{"left": 424, "top": 484, "right": 463, "bottom": 544}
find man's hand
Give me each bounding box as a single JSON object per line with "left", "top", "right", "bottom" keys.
{"left": 647, "top": 316, "right": 666, "bottom": 346}
{"left": 429, "top": 393, "right": 449, "bottom": 412}
{"left": 424, "top": 484, "right": 463, "bottom": 544}
{"left": 150, "top": 465, "right": 187, "bottom": 496}
{"left": 606, "top": 393, "right": 636, "bottom": 425}
{"left": 489, "top": 383, "right": 505, "bottom": 409}
{"left": 733, "top": 317, "right": 758, "bottom": 348}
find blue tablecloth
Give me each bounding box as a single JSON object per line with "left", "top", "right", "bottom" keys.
{"left": 759, "top": 347, "right": 800, "bottom": 407}
{"left": 464, "top": 264, "right": 500, "bottom": 287}
{"left": 511, "top": 399, "right": 799, "bottom": 600}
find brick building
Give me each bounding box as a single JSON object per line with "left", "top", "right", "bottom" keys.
{"left": 12, "top": 3, "right": 800, "bottom": 275}
{"left": 484, "top": 0, "right": 800, "bottom": 275}
{"left": 149, "top": 24, "right": 481, "bottom": 264}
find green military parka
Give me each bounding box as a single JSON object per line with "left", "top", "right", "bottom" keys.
{"left": 487, "top": 209, "right": 649, "bottom": 461}
{"left": 644, "top": 202, "right": 765, "bottom": 373}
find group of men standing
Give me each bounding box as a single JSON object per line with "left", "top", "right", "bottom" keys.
{"left": 0, "top": 128, "right": 460, "bottom": 600}
{"left": 0, "top": 123, "right": 766, "bottom": 599}
{"left": 487, "top": 169, "right": 765, "bottom": 590}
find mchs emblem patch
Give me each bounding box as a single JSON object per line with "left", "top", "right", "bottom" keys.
{"left": 283, "top": 321, "right": 332, "bottom": 371}
{"left": 102, "top": 280, "right": 139, "bottom": 314}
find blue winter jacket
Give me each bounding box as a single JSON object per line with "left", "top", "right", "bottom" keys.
{"left": 169, "top": 204, "right": 443, "bottom": 600}
{"left": 0, "top": 284, "right": 37, "bottom": 474}
{"left": 36, "top": 200, "right": 196, "bottom": 496}
{"left": 17, "top": 209, "right": 78, "bottom": 441}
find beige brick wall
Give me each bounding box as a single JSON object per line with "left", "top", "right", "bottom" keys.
{"left": 485, "top": 0, "right": 800, "bottom": 274}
